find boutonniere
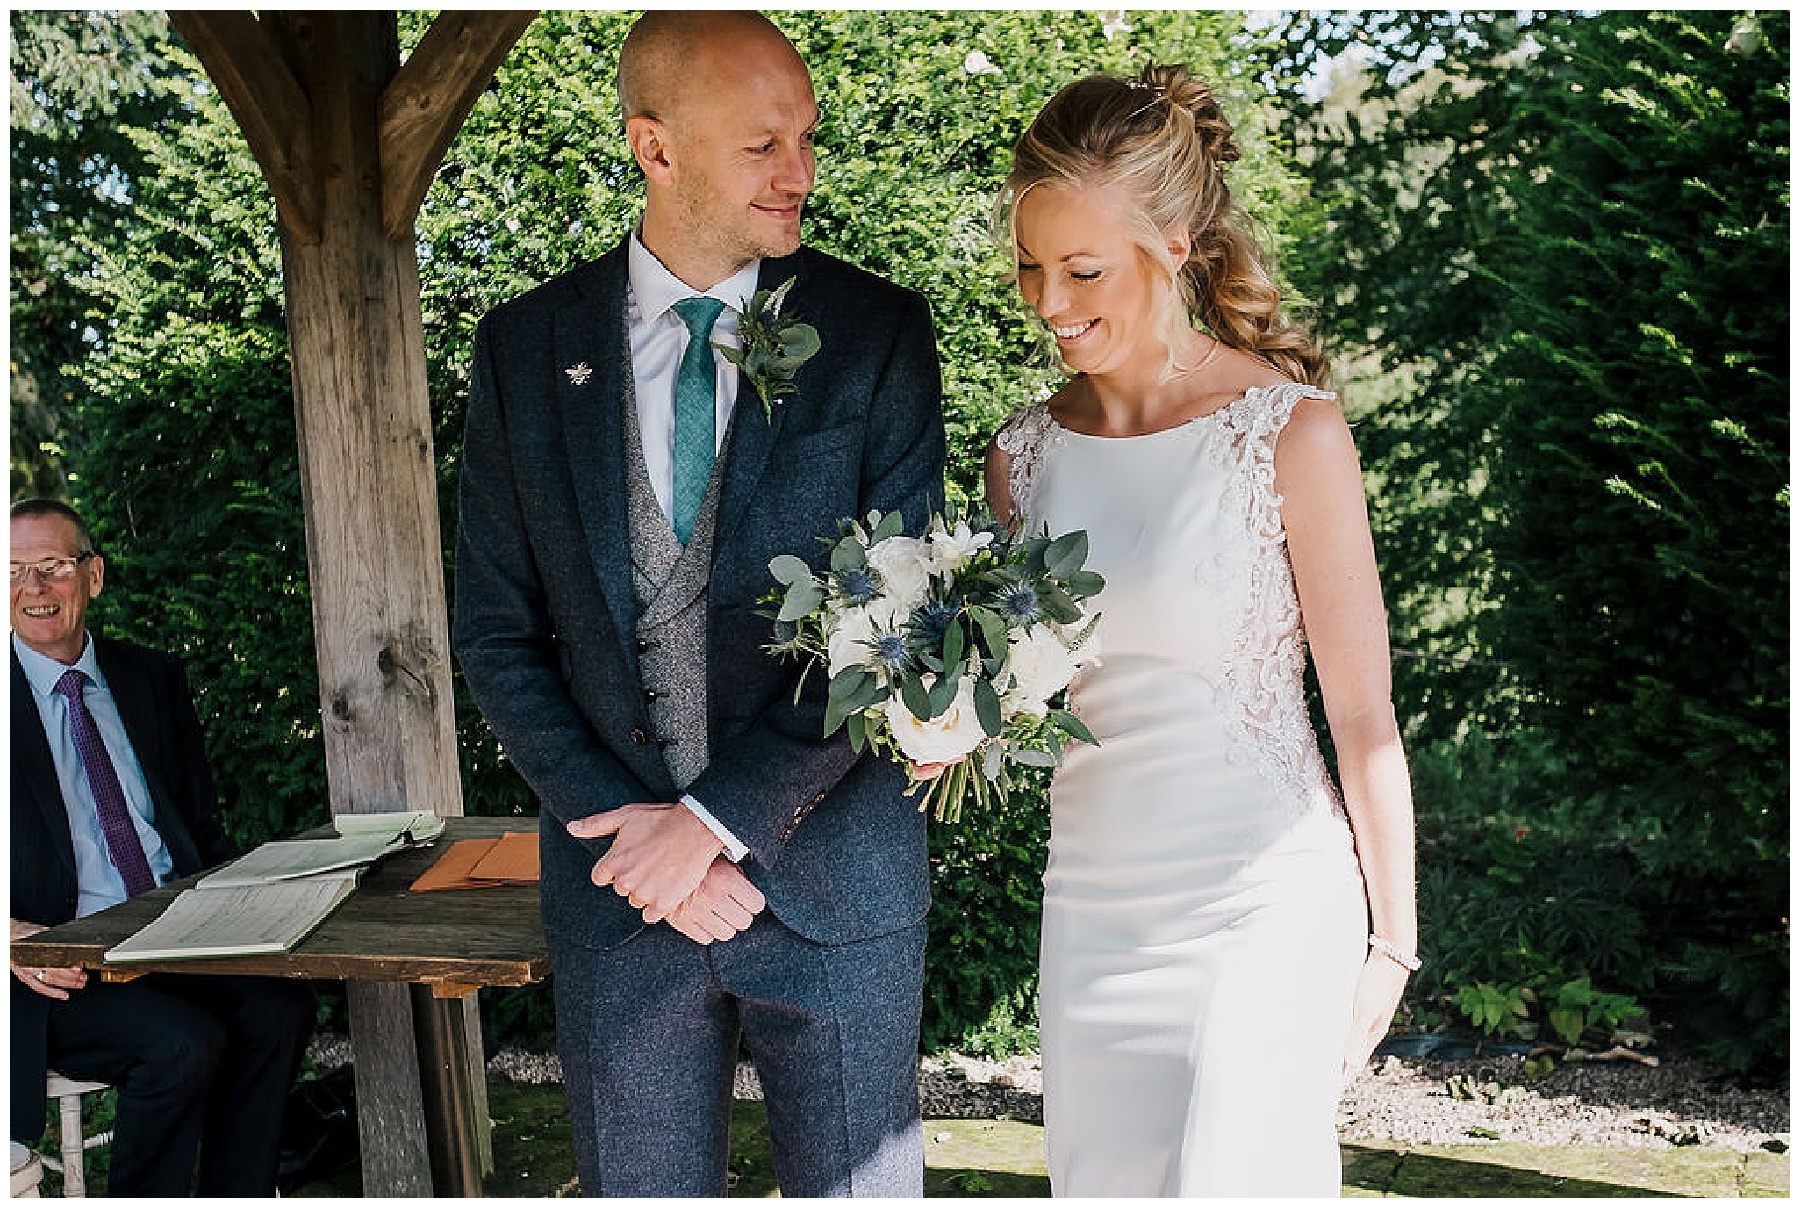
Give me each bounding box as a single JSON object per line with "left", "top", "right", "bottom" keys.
{"left": 717, "top": 277, "right": 821, "bottom": 420}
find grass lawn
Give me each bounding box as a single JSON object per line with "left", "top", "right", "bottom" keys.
{"left": 39, "top": 1079, "right": 1788, "bottom": 1197}
{"left": 293, "top": 1082, "right": 1788, "bottom": 1198}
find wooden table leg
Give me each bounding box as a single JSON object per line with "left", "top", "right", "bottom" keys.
{"left": 410, "top": 984, "right": 483, "bottom": 1196}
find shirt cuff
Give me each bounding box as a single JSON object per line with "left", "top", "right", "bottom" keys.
{"left": 680, "top": 795, "right": 748, "bottom": 862}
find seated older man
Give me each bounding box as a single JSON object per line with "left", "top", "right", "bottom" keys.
{"left": 9, "top": 498, "right": 313, "bottom": 1196}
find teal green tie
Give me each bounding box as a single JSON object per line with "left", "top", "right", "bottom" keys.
{"left": 670, "top": 296, "right": 727, "bottom": 543}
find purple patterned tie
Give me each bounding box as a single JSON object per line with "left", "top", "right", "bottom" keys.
{"left": 54, "top": 669, "right": 157, "bottom": 897}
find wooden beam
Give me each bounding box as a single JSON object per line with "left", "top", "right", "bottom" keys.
{"left": 379, "top": 11, "right": 536, "bottom": 240}
{"left": 347, "top": 982, "right": 434, "bottom": 1197}
{"left": 159, "top": 10, "right": 509, "bottom": 1191}
{"left": 168, "top": 11, "right": 323, "bottom": 243}
{"left": 265, "top": 12, "right": 480, "bottom": 1190}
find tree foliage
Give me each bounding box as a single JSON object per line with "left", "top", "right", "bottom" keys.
{"left": 9, "top": 10, "right": 186, "bottom": 498}
{"left": 1266, "top": 10, "right": 1788, "bottom": 1071}
{"left": 48, "top": 35, "right": 320, "bottom": 850}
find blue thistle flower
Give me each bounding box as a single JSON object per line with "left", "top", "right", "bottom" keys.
{"left": 910, "top": 600, "right": 957, "bottom": 647}
{"left": 834, "top": 567, "right": 877, "bottom": 605}
{"left": 1001, "top": 584, "right": 1041, "bottom": 624}
{"left": 872, "top": 634, "right": 909, "bottom": 669}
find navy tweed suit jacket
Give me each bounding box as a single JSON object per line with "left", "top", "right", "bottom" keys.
{"left": 452, "top": 241, "right": 946, "bottom": 952}
{"left": 9, "top": 637, "right": 237, "bottom": 1140}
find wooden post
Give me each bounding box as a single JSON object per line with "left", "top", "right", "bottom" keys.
{"left": 167, "top": 9, "right": 533, "bottom": 1195}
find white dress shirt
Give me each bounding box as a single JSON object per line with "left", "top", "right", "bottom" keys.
{"left": 626, "top": 232, "right": 761, "bottom": 522}
{"left": 625, "top": 232, "right": 758, "bottom": 863}
{"left": 14, "top": 632, "right": 176, "bottom": 916}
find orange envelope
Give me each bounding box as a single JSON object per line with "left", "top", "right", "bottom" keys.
{"left": 468, "top": 831, "right": 540, "bottom": 883}
{"left": 410, "top": 832, "right": 540, "bottom": 892}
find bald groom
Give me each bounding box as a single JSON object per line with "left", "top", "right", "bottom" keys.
{"left": 452, "top": 11, "right": 945, "bottom": 1197}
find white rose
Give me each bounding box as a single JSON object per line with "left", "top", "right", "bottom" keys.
{"left": 1001, "top": 625, "right": 1082, "bottom": 716}
{"left": 866, "top": 535, "right": 934, "bottom": 615}
{"left": 883, "top": 676, "right": 987, "bottom": 765}
{"left": 925, "top": 519, "right": 994, "bottom": 576}
{"left": 825, "top": 606, "right": 881, "bottom": 678}
{"left": 863, "top": 594, "right": 911, "bottom": 631}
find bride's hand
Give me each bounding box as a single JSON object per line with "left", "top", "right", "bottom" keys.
{"left": 1342, "top": 951, "right": 1411, "bottom": 1080}
{"left": 908, "top": 761, "right": 950, "bottom": 781}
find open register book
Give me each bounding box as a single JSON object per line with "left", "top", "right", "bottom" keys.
{"left": 104, "top": 810, "right": 445, "bottom": 963}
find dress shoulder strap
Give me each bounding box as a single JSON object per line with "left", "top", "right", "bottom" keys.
{"left": 993, "top": 402, "right": 1057, "bottom": 524}
{"left": 1214, "top": 382, "right": 1337, "bottom": 541}
{"left": 1228, "top": 381, "right": 1337, "bottom": 447}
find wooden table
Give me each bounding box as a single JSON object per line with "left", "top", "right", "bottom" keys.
{"left": 10, "top": 815, "right": 550, "bottom": 1197}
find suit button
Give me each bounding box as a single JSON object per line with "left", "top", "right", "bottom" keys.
{"left": 657, "top": 736, "right": 675, "bottom": 751}
{"left": 636, "top": 638, "right": 652, "bottom": 654}
{"left": 630, "top": 727, "right": 649, "bottom": 747}
{"left": 644, "top": 689, "right": 658, "bottom": 704}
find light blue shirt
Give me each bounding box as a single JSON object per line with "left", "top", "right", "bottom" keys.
{"left": 14, "top": 633, "right": 175, "bottom": 916}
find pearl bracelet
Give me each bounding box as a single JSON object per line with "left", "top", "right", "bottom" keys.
{"left": 1368, "top": 935, "right": 1420, "bottom": 971}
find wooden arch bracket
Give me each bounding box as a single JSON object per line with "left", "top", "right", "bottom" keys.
{"left": 379, "top": 12, "right": 537, "bottom": 240}
{"left": 169, "top": 11, "right": 323, "bottom": 244}
{"left": 171, "top": 10, "right": 535, "bottom": 246}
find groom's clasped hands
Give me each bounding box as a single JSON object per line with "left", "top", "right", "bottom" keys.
{"left": 567, "top": 803, "right": 766, "bottom": 945}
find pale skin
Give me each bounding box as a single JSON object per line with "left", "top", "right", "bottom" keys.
{"left": 12, "top": 918, "right": 87, "bottom": 1001}
{"left": 984, "top": 180, "right": 1417, "bottom": 1076}
{"left": 565, "top": 13, "right": 818, "bottom": 942}
{"left": 10, "top": 512, "right": 106, "bottom": 997}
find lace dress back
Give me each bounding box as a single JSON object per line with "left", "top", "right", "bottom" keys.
{"left": 997, "top": 384, "right": 1366, "bottom": 1197}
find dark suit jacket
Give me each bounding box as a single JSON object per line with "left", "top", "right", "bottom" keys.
{"left": 10, "top": 635, "right": 237, "bottom": 1139}
{"left": 453, "top": 240, "right": 946, "bottom": 951}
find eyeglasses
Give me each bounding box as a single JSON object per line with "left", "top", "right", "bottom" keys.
{"left": 9, "top": 553, "right": 96, "bottom": 584}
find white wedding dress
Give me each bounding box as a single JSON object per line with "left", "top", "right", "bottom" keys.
{"left": 997, "top": 383, "right": 1367, "bottom": 1197}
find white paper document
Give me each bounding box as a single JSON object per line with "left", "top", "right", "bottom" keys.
{"left": 196, "top": 834, "right": 408, "bottom": 888}
{"left": 334, "top": 809, "right": 444, "bottom": 843}
{"left": 105, "top": 872, "right": 360, "bottom": 962}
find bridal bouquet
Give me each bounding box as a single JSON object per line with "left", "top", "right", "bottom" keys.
{"left": 766, "top": 506, "right": 1103, "bottom": 822}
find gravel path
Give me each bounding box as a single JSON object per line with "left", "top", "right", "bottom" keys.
{"left": 308, "top": 1036, "right": 1788, "bottom": 1154}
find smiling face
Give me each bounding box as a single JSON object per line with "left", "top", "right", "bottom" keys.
{"left": 1014, "top": 179, "right": 1185, "bottom": 380}
{"left": 631, "top": 21, "right": 818, "bottom": 289}
{"left": 10, "top": 512, "right": 103, "bottom": 665}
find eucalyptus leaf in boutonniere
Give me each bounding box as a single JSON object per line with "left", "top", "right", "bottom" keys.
{"left": 717, "top": 277, "right": 821, "bottom": 420}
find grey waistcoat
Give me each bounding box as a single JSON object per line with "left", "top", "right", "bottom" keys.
{"left": 621, "top": 362, "right": 728, "bottom": 792}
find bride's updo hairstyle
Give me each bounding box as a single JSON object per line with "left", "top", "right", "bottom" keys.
{"left": 1000, "top": 62, "right": 1328, "bottom": 388}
